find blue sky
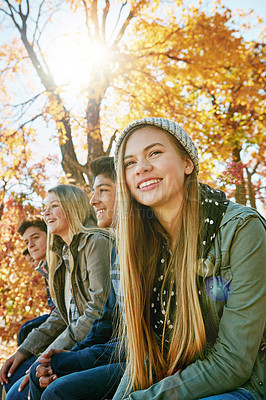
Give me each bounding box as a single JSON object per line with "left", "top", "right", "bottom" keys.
{"left": 229, "top": 0, "right": 265, "bottom": 19}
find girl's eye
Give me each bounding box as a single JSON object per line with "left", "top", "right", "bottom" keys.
{"left": 124, "top": 160, "right": 135, "bottom": 169}
{"left": 150, "top": 150, "right": 162, "bottom": 157}
{"left": 100, "top": 189, "right": 108, "bottom": 193}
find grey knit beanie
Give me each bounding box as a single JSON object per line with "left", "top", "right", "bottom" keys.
{"left": 114, "top": 117, "right": 199, "bottom": 173}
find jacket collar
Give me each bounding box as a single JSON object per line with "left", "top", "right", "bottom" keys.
{"left": 219, "top": 201, "right": 265, "bottom": 228}
{"left": 51, "top": 217, "right": 98, "bottom": 255}
{"left": 199, "top": 183, "right": 229, "bottom": 258}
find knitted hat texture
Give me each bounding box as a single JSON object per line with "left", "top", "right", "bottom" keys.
{"left": 114, "top": 117, "right": 199, "bottom": 173}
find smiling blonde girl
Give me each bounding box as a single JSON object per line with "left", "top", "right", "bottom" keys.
{"left": 113, "top": 118, "right": 265, "bottom": 400}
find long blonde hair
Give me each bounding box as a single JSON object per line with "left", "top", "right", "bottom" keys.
{"left": 46, "top": 184, "right": 97, "bottom": 298}
{"left": 116, "top": 129, "right": 206, "bottom": 391}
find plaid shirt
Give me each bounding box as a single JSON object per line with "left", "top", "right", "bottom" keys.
{"left": 62, "top": 244, "right": 79, "bottom": 324}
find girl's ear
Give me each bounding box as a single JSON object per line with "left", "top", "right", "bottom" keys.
{"left": 184, "top": 158, "right": 194, "bottom": 175}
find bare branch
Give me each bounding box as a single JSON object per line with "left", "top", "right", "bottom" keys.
{"left": 102, "top": 0, "right": 110, "bottom": 41}
{"left": 0, "top": 113, "right": 43, "bottom": 139}
{"left": 0, "top": 6, "right": 11, "bottom": 18}
{"left": 32, "top": 0, "right": 46, "bottom": 45}
{"left": 5, "top": 0, "right": 22, "bottom": 32}
{"left": 64, "top": 154, "right": 88, "bottom": 175}
{"left": 245, "top": 162, "right": 260, "bottom": 177}
{"left": 81, "top": 0, "right": 93, "bottom": 39}
{"left": 19, "top": 0, "right": 30, "bottom": 25}
{"left": 111, "top": 2, "right": 132, "bottom": 48}
{"left": 105, "top": 129, "right": 117, "bottom": 156}
{"left": 92, "top": 0, "right": 100, "bottom": 41}
{"left": 3, "top": 91, "right": 45, "bottom": 109}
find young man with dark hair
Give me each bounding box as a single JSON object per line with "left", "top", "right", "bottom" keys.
{"left": 90, "top": 156, "right": 116, "bottom": 184}
{"left": 90, "top": 156, "right": 116, "bottom": 228}
{"left": 18, "top": 216, "right": 47, "bottom": 237}
{"left": 28, "top": 157, "right": 124, "bottom": 400}
{"left": 17, "top": 217, "right": 54, "bottom": 346}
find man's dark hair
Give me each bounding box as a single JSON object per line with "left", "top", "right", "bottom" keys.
{"left": 90, "top": 156, "right": 116, "bottom": 182}
{"left": 18, "top": 216, "right": 47, "bottom": 236}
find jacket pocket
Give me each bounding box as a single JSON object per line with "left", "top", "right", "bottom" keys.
{"left": 79, "top": 269, "right": 88, "bottom": 281}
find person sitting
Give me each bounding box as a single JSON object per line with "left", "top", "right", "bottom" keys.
{"left": 17, "top": 217, "right": 55, "bottom": 346}
{"left": 29, "top": 157, "right": 125, "bottom": 400}
{"left": 0, "top": 184, "right": 112, "bottom": 400}
{"left": 90, "top": 155, "right": 117, "bottom": 229}
{"left": 112, "top": 117, "right": 265, "bottom": 400}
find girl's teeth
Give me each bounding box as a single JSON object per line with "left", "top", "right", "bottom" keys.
{"left": 139, "top": 179, "right": 160, "bottom": 189}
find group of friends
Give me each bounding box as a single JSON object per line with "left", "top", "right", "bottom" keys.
{"left": 0, "top": 117, "right": 265, "bottom": 400}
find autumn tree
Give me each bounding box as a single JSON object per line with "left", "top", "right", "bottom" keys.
{"left": 2, "top": 0, "right": 172, "bottom": 184}
{"left": 0, "top": 198, "right": 49, "bottom": 345}
{"left": 115, "top": 3, "right": 265, "bottom": 206}
{"left": 0, "top": 0, "right": 264, "bottom": 207}
{"left": 0, "top": 123, "right": 54, "bottom": 348}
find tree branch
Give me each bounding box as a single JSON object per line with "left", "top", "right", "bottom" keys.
{"left": 63, "top": 154, "right": 88, "bottom": 175}
{"left": 111, "top": 2, "right": 133, "bottom": 48}
{"left": 0, "top": 113, "right": 43, "bottom": 139}
{"left": 81, "top": 0, "right": 93, "bottom": 40}
{"left": 105, "top": 129, "right": 117, "bottom": 156}
{"left": 32, "top": 0, "right": 45, "bottom": 45}
{"left": 102, "top": 0, "right": 110, "bottom": 41}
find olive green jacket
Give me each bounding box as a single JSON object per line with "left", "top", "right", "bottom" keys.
{"left": 19, "top": 226, "right": 112, "bottom": 357}
{"left": 113, "top": 202, "right": 266, "bottom": 400}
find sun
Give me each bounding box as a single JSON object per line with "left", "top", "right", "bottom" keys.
{"left": 45, "top": 27, "right": 109, "bottom": 90}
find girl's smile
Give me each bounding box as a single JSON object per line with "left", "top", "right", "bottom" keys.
{"left": 44, "top": 192, "right": 69, "bottom": 243}
{"left": 124, "top": 127, "right": 194, "bottom": 226}
{"left": 137, "top": 177, "right": 162, "bottom": 191}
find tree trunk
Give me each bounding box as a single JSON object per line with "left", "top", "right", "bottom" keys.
{"left": 233, "top": 147, "right": 246, "bottom": 205}
{"left": 246, "top": 168, "right": 257, "bottom": 209}
{"left": 85, "top": 67, "right": 110, "bottom": 184}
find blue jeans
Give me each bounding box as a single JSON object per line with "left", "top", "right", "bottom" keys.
{"left": 201, "top": 389, "right": 254, "bottom": 399}
{"left": 29, "top": 362, "right": 126, "bottom": 400}
{"left": 5, "top": 356, "right": 37, "bottom": 400}
{"left": 18, "top": 315, "right": 50, "bottom": 345}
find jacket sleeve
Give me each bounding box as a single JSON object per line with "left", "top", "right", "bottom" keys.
{"left": 113, "top": 215, "right": 266, "bottom": 400}
{"left": 18, "top": 307, "right": 67, "bottom": 357}
{"left": 45, "top": 233, "right": 111, "bottom": 351}
{"left": 50, "top": 283, "right": 118, "bottom": 374}
{"left": 50, "top": 340, "right": 120, "bottom": 375}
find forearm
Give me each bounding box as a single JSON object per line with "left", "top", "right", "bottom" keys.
{"left": 18, "top": 308, "right": 66, "bottom": 356}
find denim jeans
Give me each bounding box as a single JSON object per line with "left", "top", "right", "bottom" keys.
{"left": 4, "top": 356, "right": 37, "bottom": 400}
{"left": 201, "top": 389, "right": 254, "bottom": 399}
{"left": 29, "top": 362, "right": 126, "bottom": 400}
{"left": 18, "top": 315, "right": 50, "bottom": 346}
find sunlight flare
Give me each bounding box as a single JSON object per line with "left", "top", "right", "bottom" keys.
{"left": 46, "top": 34, "right": 108, "bottom": 89}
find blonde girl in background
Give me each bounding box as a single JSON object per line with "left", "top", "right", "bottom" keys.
{"left": 113, "top": 118, "right": 265, "bottom": 400}
{"left": 2, "top": 184, "right": 112, "bottom": 400}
